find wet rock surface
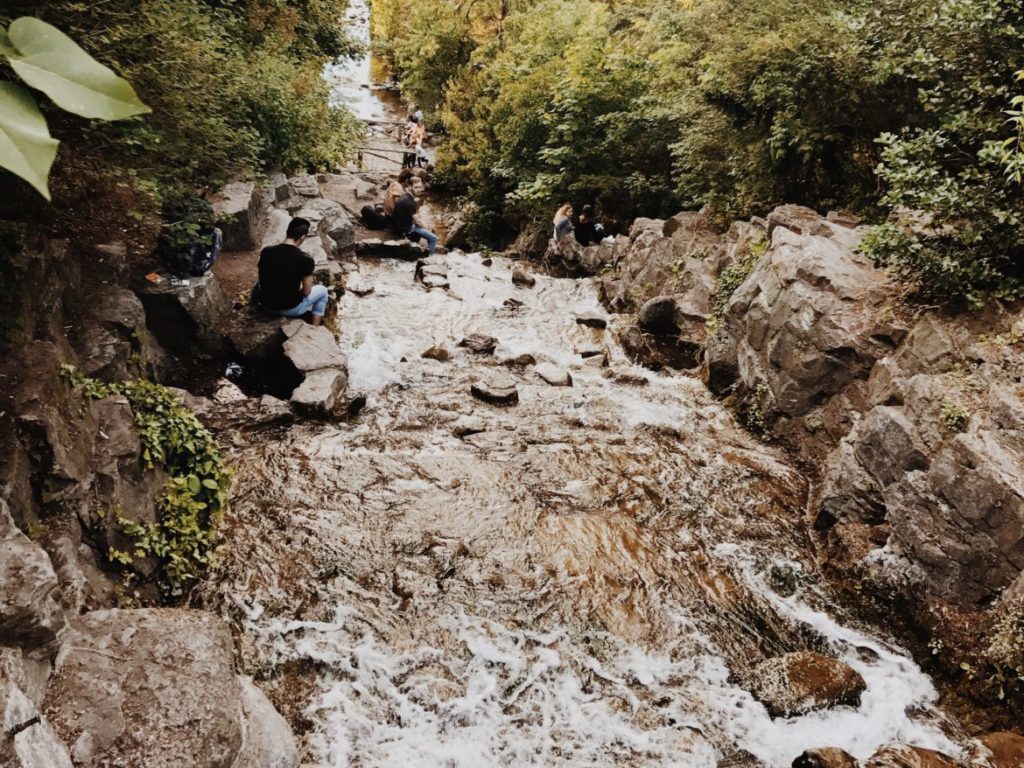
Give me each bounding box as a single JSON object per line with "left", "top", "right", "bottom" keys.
{"left": 747, "top": 651, "right": 866, "bottom": 717}
{"left": 43, "top": 609, "right": 299, "bottom": 768}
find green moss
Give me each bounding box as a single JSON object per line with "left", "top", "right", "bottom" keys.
{"left": 61, "top": 366, "right": 230, "bottom": 598}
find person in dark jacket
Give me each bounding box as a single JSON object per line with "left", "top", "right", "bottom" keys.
{"left": 574, "top": 204, "right": 605, "bottom": 246}
{"left": 257, "top": 217, "right": 328, "bottom": 326}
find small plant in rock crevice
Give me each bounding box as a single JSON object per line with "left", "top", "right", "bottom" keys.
{"left": 988, "top": 602, "right": 1024, "bottom": 702}
{"left": 741, "top": 383, "right": 773, "bottom": 434}
{"left": 712, "top": 236, "right": 768, "bottom": 325}
{"left": 940, "top": 401, "right": 970, "bottom": 432}
{"left": 60, "top": 366, "right": 230, "bottom": 598}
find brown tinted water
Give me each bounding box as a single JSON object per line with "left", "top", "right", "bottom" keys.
{"left": 206, "top": 252, "right": 968, "bottom": 766}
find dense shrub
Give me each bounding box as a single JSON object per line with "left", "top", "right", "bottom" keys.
{"left": 0, "top": 0, "right": 362, "bottom": 195}
{"left": 375, "top": 0, "right": 1024, "bottom": 305}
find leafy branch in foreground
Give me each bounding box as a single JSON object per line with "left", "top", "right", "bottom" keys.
{"left": 0, "top": 16, "right": 149, "bottom": 200}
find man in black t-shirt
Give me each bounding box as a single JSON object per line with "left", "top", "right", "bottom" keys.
{"left": 390, "top": 190, "right": 438, "bottom": 254}
{"left": 257, "top": 217, "right": 329, "bottom": 326}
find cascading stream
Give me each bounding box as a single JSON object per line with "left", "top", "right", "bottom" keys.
{"left": 208, "top": 252, "right": 968, "bottom": 767}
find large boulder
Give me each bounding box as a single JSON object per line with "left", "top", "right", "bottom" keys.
{"left": 1, "top": 677, "right": 73, "bottom": 768}
{"left": 281, "top": 324, "right": 348, "bottom": 418}
{"left": 72, "top": 286, "right": 160, "bottom": 381}
{"left": 295, "top": 197, "right": 355, "bottom": 256}
{"left": 0, "top": 500, "right": 64, "bottom": 655}
{"left": 705, "top": 213, "right": 905, "bottom": 421}
{"left": 747, "top": 651, "right": 866, "bottom": 718}
{"left": 43, "top": 609, "right": 298, "bottom": 768}
{"left": 138, "top": 273, "right": 232, "bottom": 356}
{"left": 813, "top": 303, "right": 1024, "bottom": 607}
{"left": 211, "top": 181, "right": 262, "bottom": 252}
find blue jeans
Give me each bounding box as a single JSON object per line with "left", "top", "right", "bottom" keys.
{"left": 271, "top": 284, "right": 329, "bottom": 318}
{"left": 408, "top": 225, "right": 438, "bottom": 255}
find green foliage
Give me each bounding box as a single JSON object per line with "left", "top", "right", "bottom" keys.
{"left": 862, "top": 0, "right": 1024, "bottom": 309}
{"left": 1, "top": 0, "right": 361, "bottom": 195}
{"left": 940, "top": 401, "right": 970, "bottom": 431}
{"left": 713, "top": 236, "right": 767, "bottom": 321}
{"left": 60, "top": 367, "right": 230, "bottom": 598}
{"left": 1003, "top": 71, "right": 1024, "bottom": 184}
{"left": 157, "top": 189, "right": 216, "bottom": 258}
{"left": 0, "top": 16, "right": 148, "bottom": 199}
{"left": 376, "top": 0, "right": 1024, "bottom": 309}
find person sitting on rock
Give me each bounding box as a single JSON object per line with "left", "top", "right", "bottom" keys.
{"left": 257, "top": 217, "right": 328, "bottom": 326}
{"left": 574, "top": 204, "right": 606, "bottom": 246}
{"left": 391, "top": 189, "right": 438, "bottom": 255}
{"left": 553, "top": 203, "right": 574, "bottom": 241}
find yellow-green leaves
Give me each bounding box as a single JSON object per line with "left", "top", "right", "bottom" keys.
{"left": 6, "top": 17, "right": 150, "bottom": 121}
{"left": 0, "top": 83, "right": 60, "bottom": 200}
{"left": 0, "top": 16, "right": 149, "bottom": 200}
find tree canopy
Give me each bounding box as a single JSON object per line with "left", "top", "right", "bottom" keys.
{"left": 375, "top": 0, "right": 1024, "bottom": 306}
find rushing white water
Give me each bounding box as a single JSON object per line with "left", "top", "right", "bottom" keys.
{"left": 210, "top": 251, "right": 970, "bottom": 767}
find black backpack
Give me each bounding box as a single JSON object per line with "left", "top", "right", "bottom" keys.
{"left": 361, "top": 205, "right": 388, "bottom": 230}
{"left": 157, "top": 192, "right": 223, "bottom": 277}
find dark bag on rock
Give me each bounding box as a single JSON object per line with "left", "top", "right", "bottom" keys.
{"left": 160, "top": 227, "right": 223, "bottom": 278}
{"left": 361, "top": 205, "right": 388, "bottom": 230}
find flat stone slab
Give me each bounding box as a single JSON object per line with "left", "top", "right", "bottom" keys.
{"left": 283, "top": 325, "right": 346, "bottom": 372}
{"left": 471, "top": 378, "right": 519, "bottom": 407}
{"left": 535, "top": 364, "right": 573, "bottom": 387}
{"left": 354, "top": 239, "right": 428, "bottom": 261}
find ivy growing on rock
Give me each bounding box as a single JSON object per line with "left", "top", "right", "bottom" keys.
{"left": 61, "top": 366, "right": 230, "bottom": 598}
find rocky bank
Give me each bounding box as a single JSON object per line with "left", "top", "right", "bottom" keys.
{"left": 542, "top": 204, "right": 1024, "bottom": 733}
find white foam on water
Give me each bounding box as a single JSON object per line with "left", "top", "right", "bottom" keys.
{"left": 712, "top": 547, "right": 964, "bottom": 765}
{"left": 253, "top": 607, "right": 723, "bottom": 768}
{"left": 345, "top": 327, "right": 416, "bottom": 393}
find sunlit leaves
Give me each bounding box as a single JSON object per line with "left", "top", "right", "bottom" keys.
{"left": 0, "top": 83, "right": 60, "bottom": 200}
{"left": 7, "top": 17, "right": 150, "bottom": 120}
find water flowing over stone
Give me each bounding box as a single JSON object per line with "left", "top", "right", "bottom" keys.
{"left": 205, "top": 251, "right": 967, "bottom": 767}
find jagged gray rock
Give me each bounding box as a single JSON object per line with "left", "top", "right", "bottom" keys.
{"left": 211, "top": 181, "right": 262, "bottom": 252}
{"left": 43, "top": 609, "right": 298, "bottom": 768}
{"left": 0, "top": 500, "right": 64, "bottom": 654}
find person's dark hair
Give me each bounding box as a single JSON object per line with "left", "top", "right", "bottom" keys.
{"left": 286, "top": 217, "right": 311, "bottom": 241}
{"left": 398, "top": 168, "right": 414, "bottom": 184}
{"left": 581, "top": 204, "right": 594, "bottom": 217}
{"left": 410, "top": 114, "right": 420, "bottom": 124}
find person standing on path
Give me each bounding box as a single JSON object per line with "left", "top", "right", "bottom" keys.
{"left": 391, "top": 190, "right": 438, "bottom": 254}
{"left": 257, "top": 217, "right": 328, "bottom": 326}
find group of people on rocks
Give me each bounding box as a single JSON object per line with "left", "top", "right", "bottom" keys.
{"left": 402, "top": 104, "right": 428, "bottom": 169}
{"left": 553, "top": 203, "right": 606, "bottom": 246}
{"left": 254, "top": 106, "right": 439, "bottom": 324}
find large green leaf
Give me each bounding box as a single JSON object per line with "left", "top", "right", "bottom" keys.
{"left": 7, "top": 16, "right": 150, "bottom": 121}
{"left": 0, "top": 82, "right": 59, "bottom": 200}
{"left": 0, "top": 26, "right": 17, "bottom": 57}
